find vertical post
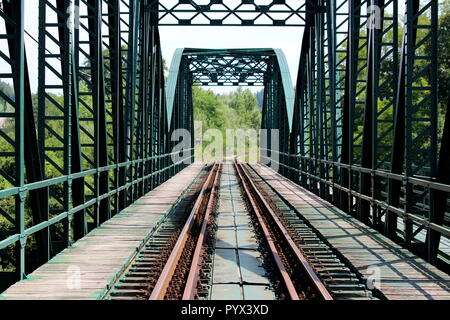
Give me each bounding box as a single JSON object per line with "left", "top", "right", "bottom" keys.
{"left": 426, "top": 4, "right": 450, "bottom": 264}
{"left": 386, "top": 0, "right": 416, "bottom": 239}
{"left": 326, "top": 0, "right": 340, "bottom": 205}
{"left": 124, "top": 0, "right": 141, "bottom": 205}
{"left": 315, "top": 0, "right": 327, "bottom": 199}
{"left": 57, "top": 0, "right": 74, "bottom": 246}
{"left": 140, "top": 4, "right": 149, "bottom": 195}
{"left": 3, "top": 1, "right": 49, "bottom": 271}
{"left": 427, "top": 95, "right": 450, "bottom": 264}
{"left": 360, "top": 1, "right": 384, "bottom": 225}
{"left": 70, "top": 0, "right": 86, "bottom": 240}
{"left": 107, "top": 0, "right": 123, "bottom": 216}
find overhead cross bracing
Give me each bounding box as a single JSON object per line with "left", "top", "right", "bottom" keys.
{"left": 165, "top": 48, "right": 295, "bottom": 130}
{"left": 146, "top": 0, "right": 310, "bottom": 26}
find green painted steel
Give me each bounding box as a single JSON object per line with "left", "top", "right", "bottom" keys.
{"left": 273, "top": 49, "right": 295, "bottom": 132}
{"left": 0, "top": 0, "right": 193, "bottom": 291}
{"left": 147, "top": 0, "right": 309, "bottom": 26}
{"left": 263, "top": 0, "right": 449, "bottom": 270}
{"left": 166, "top": 48, "right": 185, "bottom": 130}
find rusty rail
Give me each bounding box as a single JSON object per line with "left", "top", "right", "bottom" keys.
{"left": 149, "top": 162, "right": 221, "bottom": 300}
{"left": 234, "top": 161, "right": 334, "bottom": 301}
{"left": 182, "top": 163, "right": 222, "bottom": 300}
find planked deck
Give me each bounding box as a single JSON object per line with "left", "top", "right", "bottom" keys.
{"left": 0, "top": 164, "right": 205, "bottom": 300}
{"left": 250, "top": 163, "right": 450, "bottom": 300}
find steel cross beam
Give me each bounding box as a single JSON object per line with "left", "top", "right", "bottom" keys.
{"left": 165, "top": 48, "right": 295, "bottom": 132}
{"left": 0, "top": 0, "right": 449, "bottom": 293}
{"left": 185, "top": 49, "right": 271, "bottom": 86}
{"left": 187, "top": 53, "right": 270, "bottom": 86}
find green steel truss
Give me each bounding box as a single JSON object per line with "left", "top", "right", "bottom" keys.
{"left": 165, "top": 48, "right": 294, "bottom": 131}
{"left": 185, "top": 49, "right": 271, "bottom": 86}
{"left": 0, "top": 0, "right": 449, "bottom": 292}
{"left": 146, "top": 0, "right": 309, "bottom": 26}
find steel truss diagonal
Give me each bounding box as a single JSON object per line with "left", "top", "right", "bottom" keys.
{"left": 0, "top": 0, "right": 193, "bottom": 290}
{"left": 275, "top": 0, "right": 448, "bottom": 269}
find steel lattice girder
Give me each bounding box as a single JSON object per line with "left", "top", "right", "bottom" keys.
{"left": 187, "top": 50, "right": 270, "bottom": 86}
{"left": 0, "top": 0, "right": 449, "bottom": 291}
{"left": 165, "top": 48, "right": 295, "bottom": 131}
{"left": 280, "top": 0, "right": 448, "bottom": 267}
{"left": 0, "top": 0, "right": 193, "bottom": 290}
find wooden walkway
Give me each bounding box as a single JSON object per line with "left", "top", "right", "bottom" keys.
{"left": 250, "top": 163, "right": 450, "bottom": 300}
{"left": 0, "top": 164, "right": 205, "bottom": 300}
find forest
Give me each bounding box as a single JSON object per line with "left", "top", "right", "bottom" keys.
{"left": 192, "top": 87, "right": 262, "bottom": 162}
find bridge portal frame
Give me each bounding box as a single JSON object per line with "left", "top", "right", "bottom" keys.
{"left": 0, "top": 0, "right": 448, "bottom": 293}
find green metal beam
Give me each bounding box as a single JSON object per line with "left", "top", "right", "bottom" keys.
{"left": 0, "top": 0, "right": 192, "bottom": 291}
{"left": 0, "top": 0, "right": 448, "bottom": 292}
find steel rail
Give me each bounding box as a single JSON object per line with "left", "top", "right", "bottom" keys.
{"left": 149, "top": 162, "right": 220, "bottom": 300}
{"left": 234, "top": 161, "right": 334, "bottom": 301}
{"left": 182, "top": 162, "right": 222, "bottom": 300}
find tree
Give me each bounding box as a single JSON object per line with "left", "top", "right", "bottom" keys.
{"left": 0, "top": 81, "right": 13, "bottom": 113}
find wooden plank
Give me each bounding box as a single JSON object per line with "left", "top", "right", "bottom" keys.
{"left": 252, "top": 164, "right": 450, "bottom": 300}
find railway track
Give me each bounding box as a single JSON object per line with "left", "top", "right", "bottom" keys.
{"left": 150, "top": 162, "right": 222, "bottom": 300}
{"left": 103, "top": 163, "right": 216, "bottom": 300}
{"left": 104, "top": 161, "right": 376, "bottom": 300}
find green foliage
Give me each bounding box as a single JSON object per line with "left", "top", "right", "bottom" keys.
{"left": 226, "top": 88, "right": 262, "bottom": 129}
{"left": 0, "top": 81, "right": 13, "bottom": 112}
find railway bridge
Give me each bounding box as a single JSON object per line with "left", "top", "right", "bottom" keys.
{"left": 0, "top": 0, "right": 449, "bottom": 300}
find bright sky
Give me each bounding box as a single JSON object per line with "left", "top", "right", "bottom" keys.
{"left": 15, "top": 5, "right": 303, "bottom": 94}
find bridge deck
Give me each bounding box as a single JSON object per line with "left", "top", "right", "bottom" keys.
{"left": 250, "top": 164, "right": 450, "bottom": 300}
{"left": 210, "top": 163, "right": 276, "bottom": 300}
{"left": 0, "top": 164, "right": 205, "bottom": 300}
